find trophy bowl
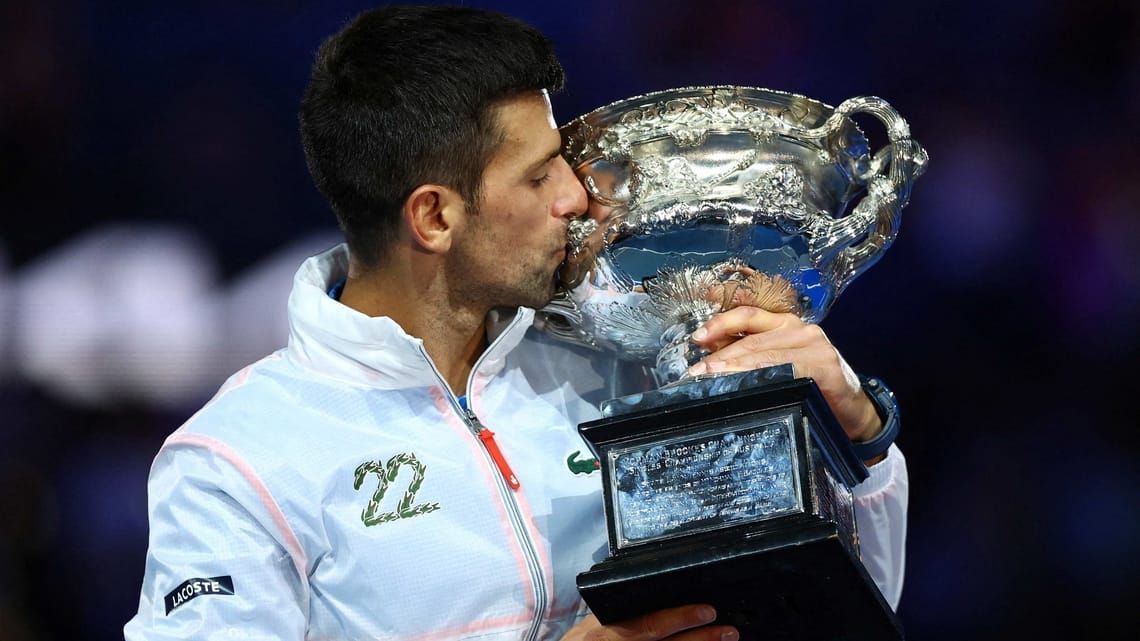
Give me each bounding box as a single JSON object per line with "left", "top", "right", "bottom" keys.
{"left": 539, "top": 86, "right": 927, "bottom": 385}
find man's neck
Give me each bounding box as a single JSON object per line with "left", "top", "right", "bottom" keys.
{"left": 338, "top": 261, "right": 489, "bottom": 395}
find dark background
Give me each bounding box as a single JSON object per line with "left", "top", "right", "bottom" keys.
{"left": 2, "top": 1, "right": 1138, "bottom": 639}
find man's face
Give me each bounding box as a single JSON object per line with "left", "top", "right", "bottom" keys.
{"left": 448, "top": 90, "right": 587, "bottom": 310}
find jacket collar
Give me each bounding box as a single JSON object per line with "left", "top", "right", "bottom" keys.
{"left": 285, "top": 244, "right": 535, "bottom": 391}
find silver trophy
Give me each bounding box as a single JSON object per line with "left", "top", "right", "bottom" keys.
{"left": 541, "top": 86, "right": 926, "bottom": 640}
{"left": 541, "top": 86, "right": 926, "bottom": 386}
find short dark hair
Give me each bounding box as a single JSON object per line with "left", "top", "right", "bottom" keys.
{"left": 299, "top": 5, "right": 566, "bottom": 268}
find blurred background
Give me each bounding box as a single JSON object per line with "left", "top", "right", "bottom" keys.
{"left": 1, "top": 0, "right": 1138, "bottom": 639}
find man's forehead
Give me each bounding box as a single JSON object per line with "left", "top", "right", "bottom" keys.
{"left": 490, "top": 90, "right": 561, "bottom": 161}
{"left": 496, "top": 91, "right": 557, "bottom": 135}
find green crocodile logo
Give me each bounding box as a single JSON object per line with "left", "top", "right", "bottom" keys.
{"left": 567, "top": 450, "right": 600, "bottom": 475}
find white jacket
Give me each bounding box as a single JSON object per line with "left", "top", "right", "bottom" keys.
{"left": 125, "top": 244, "right": 908, "bottom": 641}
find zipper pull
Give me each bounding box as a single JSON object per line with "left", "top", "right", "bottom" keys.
{"left": 477, "top": 428, "right": 521, "bottom": 490}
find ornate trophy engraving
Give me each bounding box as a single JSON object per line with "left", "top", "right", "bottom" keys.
{"left": 538, "top": 86, "right": 926, "bottom": 640}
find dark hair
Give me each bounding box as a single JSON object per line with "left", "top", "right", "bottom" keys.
{"left": 299, "top": 5, "right": 566, "bottom": 268}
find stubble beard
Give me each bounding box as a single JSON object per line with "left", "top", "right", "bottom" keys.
{"left": 516, "top": 267, "right": 558, "bottom": 309}
{"left": 483, "top": 261, "right": 557, "bottom": 310}
{"left": 449, "top": 262, "right": 556, "bottom": 312}
{"left": 448, "top": 238, "right": 559, "bottom": 312}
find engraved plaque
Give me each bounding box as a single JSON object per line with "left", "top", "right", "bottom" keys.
{"left": 608, "top": 412, "right": 803, "bottom": 548}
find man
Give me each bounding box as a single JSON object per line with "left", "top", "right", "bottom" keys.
{"left": 126, "top": 6, "right": 906, "bottom": 641}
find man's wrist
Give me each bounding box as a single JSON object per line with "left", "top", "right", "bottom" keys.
{"left": 850, "top": 375, "right": 900, "bottom": 463}
{"left": 850, "top": 392, "right": 884, "bottom": 443}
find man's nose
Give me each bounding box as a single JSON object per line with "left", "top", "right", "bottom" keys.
{"left": 553, "top": 157, "right": 588, "bottom": 220}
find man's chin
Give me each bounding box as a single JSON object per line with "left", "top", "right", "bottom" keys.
{"left": 523, "top": 291, "right": 557, "bottom": 311}
{"left": 521, "top": 279, "right": 558, "bottom": 311}
{"left": 486, "top": 271, "right": 560, "bottom": 311}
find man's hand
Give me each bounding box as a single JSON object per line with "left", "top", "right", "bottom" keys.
{"left": 561, "top": 605, "right": 738, "bottom": 641}
{"left": 688, "top": 306, "right": 882, "bottom": 444}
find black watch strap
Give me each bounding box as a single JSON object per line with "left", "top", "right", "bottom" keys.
{"left": 852, "top": 375, "right": 900, "bottom": 461}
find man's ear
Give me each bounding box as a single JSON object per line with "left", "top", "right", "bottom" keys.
{"left": 402, "top": 184, "right": 465, "bottom": 254}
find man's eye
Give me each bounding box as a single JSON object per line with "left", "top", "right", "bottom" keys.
{"left": 532, "top": 173, "right": 551, "bottom": 186}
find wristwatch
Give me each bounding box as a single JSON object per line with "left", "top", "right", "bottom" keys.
{"left": 852, "top": 375, "right": 901, "bottom": 461}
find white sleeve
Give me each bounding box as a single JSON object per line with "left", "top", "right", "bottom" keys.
{"left": 124, "top": 441, "right": 308, "bottom": 641}
{"left": 852, "top": 443, "right": 908, "bottom": 611}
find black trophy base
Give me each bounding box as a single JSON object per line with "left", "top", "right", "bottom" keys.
{"left": 577, "top": 520, "right": 903, "bottom": 641}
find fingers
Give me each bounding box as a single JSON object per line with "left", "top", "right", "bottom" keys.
{"left": 608, "top": 604, "right": 714, "bottom": 640}
{"left": 628, "top": 604, "right": 737, "bottom": 641}
{"left": 692, "top": 307, "right": 799, "bottom": 352}
{"left": 697, "top": 324, "right": 827, "bottom": 368}
{"left": 565, "top": 605, "right": 737, "bottom": 641}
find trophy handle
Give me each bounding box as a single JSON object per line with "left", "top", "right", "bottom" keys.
{"left": 535, "top": 291, "right": 600, "bottom": 351}
{"left": 800, "top": 97, "right": 928, "bottom": 294}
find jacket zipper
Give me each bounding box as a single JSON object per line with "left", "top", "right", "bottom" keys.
{"left": 478, "top": 427, "right": 520, "bottom": 490}
{"left": 416, "top": 319, "right": 548, "bottom": 641}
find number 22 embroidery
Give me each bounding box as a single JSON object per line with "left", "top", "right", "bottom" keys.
{"left": 353, "top": 453, "right": 441, "bottom": 526}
